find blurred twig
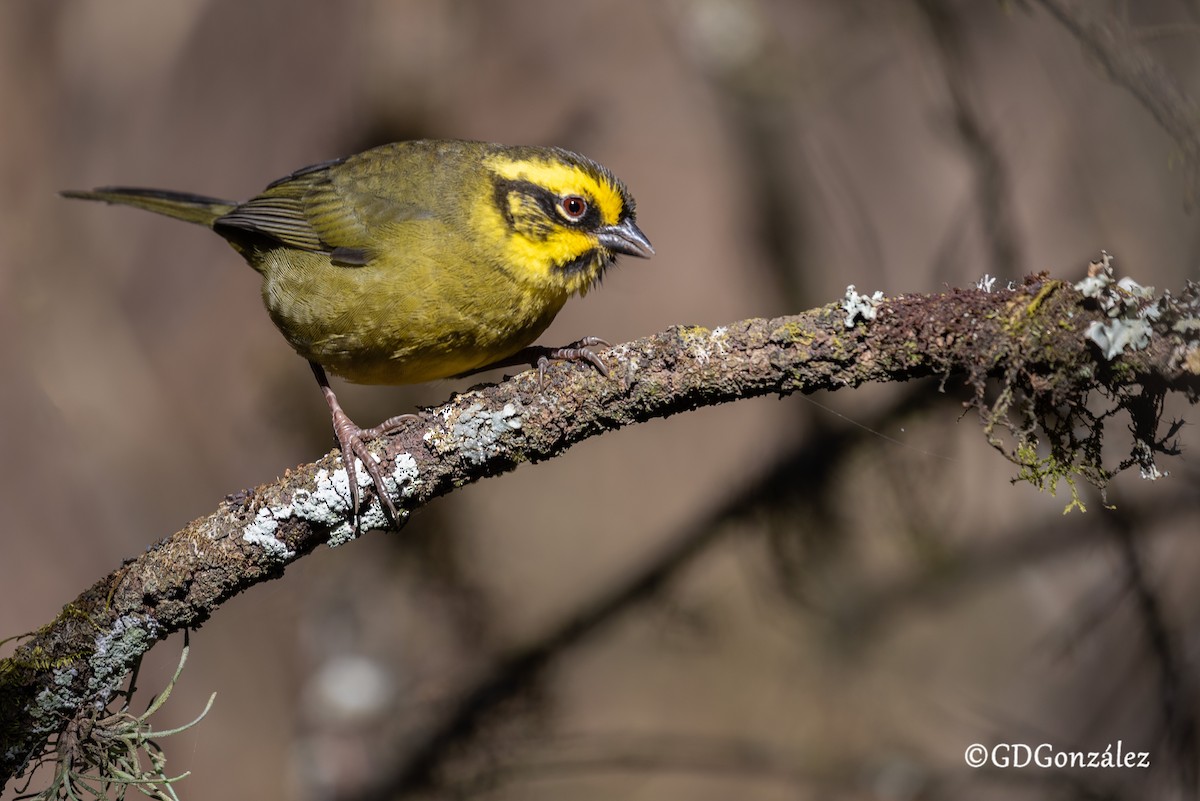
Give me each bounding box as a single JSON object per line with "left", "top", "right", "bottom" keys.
{"left": 916, "top": 0, "right": 1024, "bottom": 278}
{"left": 1108, "top": 506, "right": 1199, "bottom": 797}
{"left": 448, "top": 732, "right": 847, "bottom": 798}
{"left": 1035, "top": 0, "right": 1200, "bottom": 201}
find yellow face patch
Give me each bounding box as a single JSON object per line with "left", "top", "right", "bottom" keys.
{"left": 494, "top": 190, "right": 600, "bottom": 294}
{"left": 486, "top": 153, "right": 627, "bottom": 227}
{"left": 480, "top": 146, "right": 636, "bottom": 298}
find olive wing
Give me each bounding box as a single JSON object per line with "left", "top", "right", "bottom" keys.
{"left": 214, "top": 153, "right": 436, "bottom": 267}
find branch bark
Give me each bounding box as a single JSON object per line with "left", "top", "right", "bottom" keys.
{"left": 2, "top": 275, "right": 1198, "bottom": 785}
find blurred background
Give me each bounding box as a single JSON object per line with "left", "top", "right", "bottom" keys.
{"left": 3, "top": 1, "right": 1200, "bottom": 799}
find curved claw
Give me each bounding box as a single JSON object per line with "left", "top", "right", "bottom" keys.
{"left": 537, "top": 336, "right": 612, "bottom": 387}
{"left": 340, "top": 423, "right": 399, "bottom": 527}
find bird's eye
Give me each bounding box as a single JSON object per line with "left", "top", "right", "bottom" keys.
{"left": 560, "top": 195, "right": 588, "bottom": 220}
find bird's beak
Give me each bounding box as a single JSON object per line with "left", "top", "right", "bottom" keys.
{"left": 597, "top": 218, "right": 654, "bottom": 258}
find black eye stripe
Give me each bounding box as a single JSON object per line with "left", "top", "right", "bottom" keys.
{"left": 493, "top": 178, "right": 602, "bottom": 230}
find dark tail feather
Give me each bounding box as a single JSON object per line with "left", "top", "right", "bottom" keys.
{"left": 61, "top": 187, "right": 237, "bottom": 228}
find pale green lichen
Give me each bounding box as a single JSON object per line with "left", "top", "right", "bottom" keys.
{"left": 1084, "top": 318, "right": 1153, "bottom": 360}
{"left": 1132, "top": 440, "right": 1169, "bottom": 481}
{"left": 706, "top": 326, "right": 730, "bottom": 360}
{"left": 976, "top": 274, "right": 998, "bottom": 293}
{"left": 1173, "top": 316, "right": 1200, "bottom": 334}
{"left": 677, "top": 325, "right": 732, "bottom": 367}
{"left": 388, "top": 452, "right": 421, "bottom": 495}
{"left": 28, "top": 614, "right": 162, "bottom": 752}
{"left": 1074, "top": 255, "right": 1162, "bottom": 361}
{"left": 842, "top": 284, "right": 884, "bottom": 328}
{"left": 34, "top": 669, "right": 82, "bottom": 725}
{"left": 241, "top": 507, "right": 297, "bottom": 561}
{"left": 425, "top": 401, "right": 524, "bottom": 466}
{"left": 303, "top": 464, "right": 374, "bottom": 545}
{"left": 324, "top": 454, "right": 419, "bottom": 546}
{"left": 88, "top": 615, "right": 160, "bottom": 703}
{"left": 243, "top": 453, "right": 421, "bottom": 549}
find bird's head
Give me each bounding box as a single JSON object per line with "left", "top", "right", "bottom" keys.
{"left": 484, "top": 145, "right": 653, "bottom": 297}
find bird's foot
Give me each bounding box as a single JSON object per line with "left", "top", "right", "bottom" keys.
{"left": 451, "top": 337, "right": 612, "bottom": 387}
{"left": 327, "top": 405, "right": 415, "bottom": 530}
{"left": 312, "top": 362, "right": 414, "bottom": 530}
{"left": 536, "top": 336, "right": 611, "bottom": 387}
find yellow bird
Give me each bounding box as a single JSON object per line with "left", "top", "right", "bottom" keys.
{"left": 64, "top": 139, "right": 653, "bottom": 525}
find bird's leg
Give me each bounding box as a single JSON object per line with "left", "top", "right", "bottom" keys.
{"left": 309, "top": 362, "right": 414, "bottom": 530}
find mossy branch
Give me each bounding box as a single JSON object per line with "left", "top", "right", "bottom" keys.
{"left": 2, "top": 272, "right": 1199, "bottom": 787}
